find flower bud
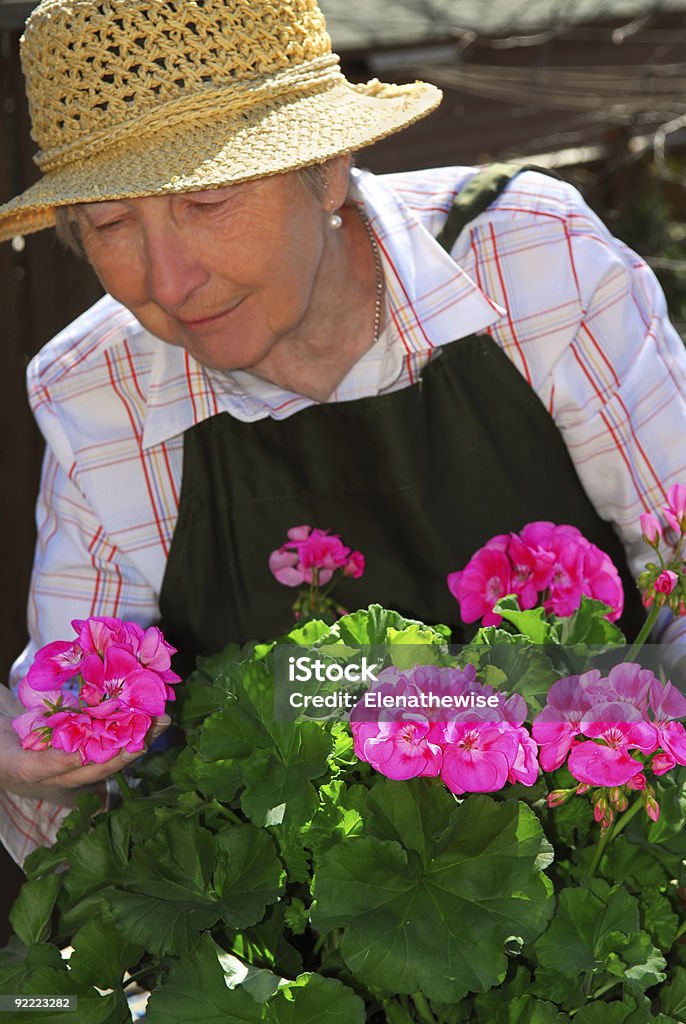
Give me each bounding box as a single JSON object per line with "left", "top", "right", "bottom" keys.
{"left": 547, "top": 789, "right": 572, "bottom": 808}
{"left": 627, "top": 772, "right": 646, "bottom": 791}
{"left": 655, "top": 570, "right": 679, "bottom": 595}
{"left": 640, "top": 513, "right": 662, "bottom": 546}
{"left": 643, "top": 791, "right": 660, "bottom": 822}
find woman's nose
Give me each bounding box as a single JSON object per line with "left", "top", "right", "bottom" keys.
{"left": 143, "top": 229, "right": 208, "bottom": 311}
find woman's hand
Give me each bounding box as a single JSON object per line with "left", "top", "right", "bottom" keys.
{"left": 0, "top": 684, "right": 170, "bottom": 804}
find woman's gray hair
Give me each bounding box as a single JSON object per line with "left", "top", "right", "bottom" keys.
{"left": 54, "top": 205, "right": 85, "bottom": 259}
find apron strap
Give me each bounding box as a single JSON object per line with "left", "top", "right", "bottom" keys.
{"left": 435, "top": 162, "right": 563, "bottom": 253}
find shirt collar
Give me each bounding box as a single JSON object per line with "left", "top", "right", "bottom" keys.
{"left": 141, "top": 168, "right": 504, "bottom": 450}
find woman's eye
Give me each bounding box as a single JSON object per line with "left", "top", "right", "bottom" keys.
{"left": 190, "top": 198, "right": 230, "bottom": 212}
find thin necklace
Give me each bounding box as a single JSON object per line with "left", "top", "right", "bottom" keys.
{"left": 357, "top": 206, "right": 385, "bottom": 346}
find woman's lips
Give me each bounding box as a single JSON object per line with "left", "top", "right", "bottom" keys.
{"left": 176, "top": 296, "right": 245, "bottom": 329}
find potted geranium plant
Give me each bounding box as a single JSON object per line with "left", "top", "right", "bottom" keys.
{"left": 1, "top": 503, "right": 686, "bottom": 1023}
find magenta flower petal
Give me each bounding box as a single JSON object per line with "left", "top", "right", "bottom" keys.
{"left": 567, "top": 741, "right": 644, "bottom": 787}
{"left": 26, "top": 640, "right": 84, "bottom": 690}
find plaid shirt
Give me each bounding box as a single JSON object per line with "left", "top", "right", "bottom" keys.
{"left": 4, "top": 164, "right": 686, "bottom": 864}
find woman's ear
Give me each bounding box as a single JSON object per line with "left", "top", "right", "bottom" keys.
{"left": 323, "top": 153, "right": 352, "bottom": 210}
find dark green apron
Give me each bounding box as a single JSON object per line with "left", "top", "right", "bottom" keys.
{"left": 159, "top": 164, "right": 644, "bottom": 667}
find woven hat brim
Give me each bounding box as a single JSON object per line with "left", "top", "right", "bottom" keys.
{"left": 0, "top": 78, "right": 441, "bottom": 242}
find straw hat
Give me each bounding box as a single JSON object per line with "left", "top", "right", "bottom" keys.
{"left": 0, "top": 0, "right": 442, "bottom": 242}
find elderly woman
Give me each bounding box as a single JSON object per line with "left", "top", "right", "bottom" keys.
{"left": 0, "top": 0, "right": 685, "bottom": 864}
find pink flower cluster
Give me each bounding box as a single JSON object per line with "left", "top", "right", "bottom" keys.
{"left": 350, "top": 664, "right": 538, "bottom": 795}
{"left": 12, "top": 617, "right": 180, "bottom": 765}
{"left": 447, "top": 521, "right": 623, "bottom": 627}
{"left": 638, "top": 483, "right": 686, "bottom": 615}
{"left": 533, "top": 663, "right": 686, "bottom": 824}
{"left": 269, "top": 525, "right": 364, "bottom": 587}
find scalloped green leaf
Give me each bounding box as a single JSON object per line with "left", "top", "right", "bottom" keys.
{"left": 311, "top": 783, "right": 553, "bottom": 1002}
{"left": 145, "top": 933, "right": 263, "bottom": 1024}
{"left": 265, "top": 973, "right": 365, "bottom": 1024}
{"left": 8, "top": 874, "right": 62, "bottom": 947}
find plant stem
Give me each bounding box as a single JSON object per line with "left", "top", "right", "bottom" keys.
{"left": 123, "top": 965, "right": 156, "bottom": 989}
{"left": 624, "top": 603, "right": 661, "bottom": 662}
{"left": 209, "top": 801, "right": 243, "bottom": 825}
{"left": 382, "top": 998, "right": 416, "bottom": 1024}
{"left": 590, "top": 979, "right": 623, "bottom": 1000}
{"left": 606, "top": 795, "right": 643, "bottom": 841}
{"left": 584, "top": 798, "right": 643, "bottom": 881}
{"left": 114, "top": 770, "right": 134, "bottom": 801}
{"left": 411, "top": 992, "right": 437, "bottom": 1024}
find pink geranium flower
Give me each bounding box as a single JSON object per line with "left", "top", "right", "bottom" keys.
{"left": 447, "top": 547, "right": 512, "bottom": 626}
{"left": 532, "top": 671, "right": 599, "bottom": 771}
{"left": 269, "top": 525, "right": 364, "bottom": 588}
{"left": 441, "top": 722, "right": 520, "bottom": 794}
{"left": 352, "top": 663, "right": 538, "bottom": 794}
{"left": 25, "top": 639, "right": 84, "bottom": 691}
{"left": 12, "top": 616, "right": 180, "bottom": 766}
{"left": 80, "top": 648, "right": 169, "bottom": 716}
{"left": 50, "top": 704, "right": 151, "bottom": 764}
{"left": 359, "top": 718, "right": 443, "bottom": 781}
{"left": 448, "top": 521, "right": 623, "bottom": 627}
{"left": 567, "top": 727, "right": 647, "bottom": 787}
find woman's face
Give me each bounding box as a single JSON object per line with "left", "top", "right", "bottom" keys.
{"left": 77, "top": 163, "right": 346, "bottom": 371}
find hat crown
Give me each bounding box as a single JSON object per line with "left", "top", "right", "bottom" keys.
{"left": 22, "top": 0, "right": 331, "bottom": 158}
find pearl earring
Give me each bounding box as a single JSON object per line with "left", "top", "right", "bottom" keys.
{"left": 328, "top": 211, "right": 342, "bottom": 230}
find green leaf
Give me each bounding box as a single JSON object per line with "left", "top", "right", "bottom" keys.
{"left": 640, "top": 891, "right": 679, "bottom": 950}
{"left": 173, "top": 746, "right": 244, "bottom": 802}
{"left": 492, "top": 596, "right": 556, "bottom": 644}
{"left": 145, "top": 933, "right": 264, "bottom": 1024}
{"left": 459, "top": 636, "right": 559, "bottom": 715}
{"left": 197, "top": 659, "right": 333, "bottom": 828}
{"left": 332, "top": 605, "right": 450, "bottom": 646}
{"left": 230, "top": 905, "right": 304, "bottom": 980}
{"left": 304, "top": 781, "right": 364, "bottom": 859}
{"left": 660, "top": 966, "right": 686, "bottom": 1019}
{"left": 214, "top": 824, "right": 285, "bottom": 927}
{"left": 598, "top": 929, "right": 666, "bottom": 991}
{"left": 264, "top": 974, "right": 365, "bottom": 1024}
{"left": 8, "top": 873, "right": 62, "bottom": 947}
{"left": 68, "top": 905, "right": 144, "bottom": 990}
{"left": 556, "top": 596, "right": 625, "bottom": 646}
{"left": 0, "top": 952, "right": 130, "bottom": 1024}
{"left": 215, "top": 950, "right": 283, "bottom": 1004}
{"left": 386, "top": 624, "right": 447, "bottom": 669}
{"left": 22, "top": 794, "right": 102, "bottom": 880}
{"left": 534, "top": 882, "right": 639, "bottom": 978}
{"left": 107, "top": 820, "right": 223, "bottom": 956}
{"left": 549, "top": 793, "right": 594, "bottom": 848}
{"left": 240, "top": 724, "right": 332, "bottom": 828}
{"left": 573, "top": 998, "right": 652, "bottom": 1024}
{"left": 62, "top": 818, "right": 128, "bottom": 903}
{"left": 0, "top": 940, "right": 64, "bottom": 995}
{"left": 491, "top": 994, "right": 567, "bottom": 1023}
{"left": 311, "top": 782, "right": 553, "bottom": 1002}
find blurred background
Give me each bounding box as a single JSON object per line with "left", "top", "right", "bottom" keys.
{"left": 1, "top": 0, "right": 686, "bottom": 922}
